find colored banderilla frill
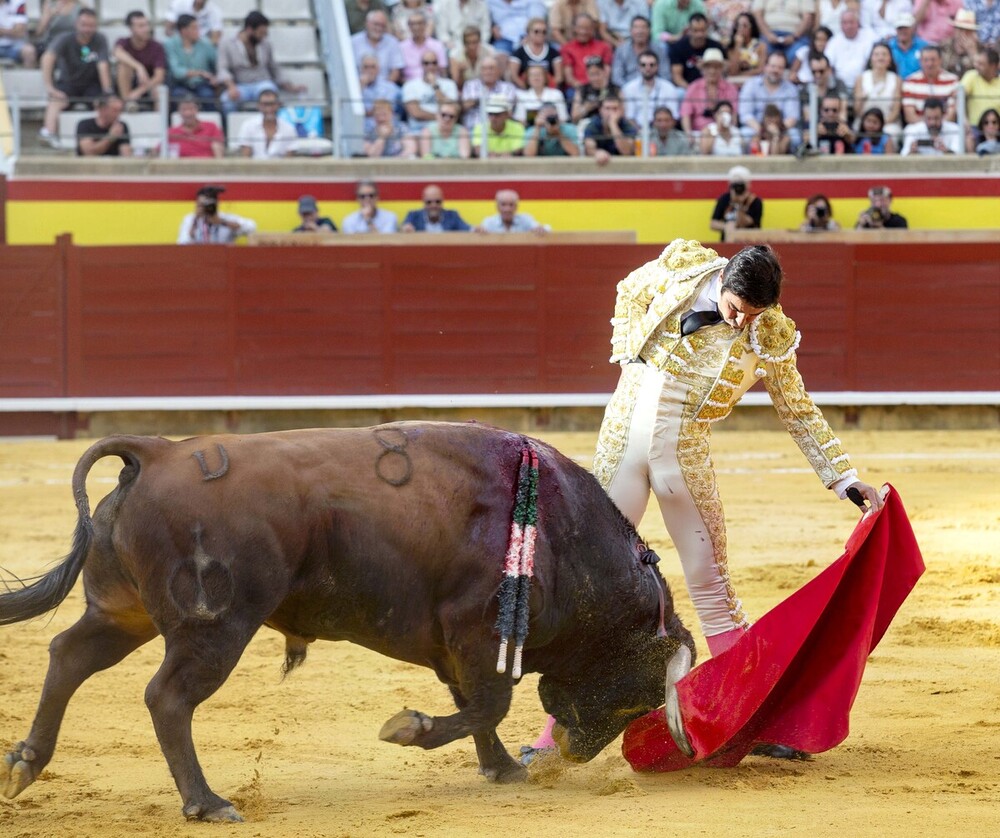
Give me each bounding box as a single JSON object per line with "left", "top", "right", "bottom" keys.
{"left": 495, "top": 443, "right": 539, "bottom": 679}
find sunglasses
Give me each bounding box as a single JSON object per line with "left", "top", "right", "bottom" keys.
{"left": 639, "top": 62, "right": 657, "bottom": 68}
{"left": 358, "top": 192, "right": 377, "bottom": 199}
{"left": 821, "top": 107, "right": 839, "bottom": 113}
{"left": 531, "top": 27, "right": 547, "bottom": 33}
{"left": 440, "top": 112, "right": 456, "bottom": 119}
{"left": 424, "top": 199, "right": 443, "bottom": 205}
{"left": 422, "top": 59, "right": 438, "bottom": 65}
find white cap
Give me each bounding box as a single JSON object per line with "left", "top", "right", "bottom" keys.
{"left": 894, "top": 12, "right": 915, "bottom": 28}
{"left": 728, "top": 165, "right": 752, "bottom": 184}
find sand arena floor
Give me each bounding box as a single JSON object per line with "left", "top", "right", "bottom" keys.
{"left": 0, "top": 428, "right": 997, "bottom": 837}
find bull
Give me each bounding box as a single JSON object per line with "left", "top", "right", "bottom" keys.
{"left": 0, "top": 422, "right": 694, "bottom": 821}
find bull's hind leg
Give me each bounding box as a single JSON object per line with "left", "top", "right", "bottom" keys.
{"left": 144, "top": 622, "right": 261, "bottom": 823}
{"left": 380, "top": 677, "right": 525, "bottom": 783}
{"left": 2, "top": 606, "right": 157, "bottom": 799}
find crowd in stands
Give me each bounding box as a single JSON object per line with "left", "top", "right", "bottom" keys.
{"left": 3, "top": 0, "right": 997, "bottom": 156}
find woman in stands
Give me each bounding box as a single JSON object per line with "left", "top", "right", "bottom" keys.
{"left": 726, "top": 13, "right": 766, "bottom": 79}
{"left": 419, "top": 100, "right": 471, "bottom": 158}
{"left": 513, "top": 64, "right": 569, "bottom": 124}
{"left": 853, "top": 107, "right": 897, "bottom": 154}
{"left": 853, "top": 42, "right": 901, "bottom": 133}
{"left": 789, "top": 26, "right": 832, "bottom": 84}
{"left": 972, "top": 108, "right": 1000, "bottom": 155}
{"left": 699, "top": 100, "right": 743, "bottom": 156}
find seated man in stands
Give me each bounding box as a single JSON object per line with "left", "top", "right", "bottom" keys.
{"left": 76, "top": 93, "right": 133, "bottom": 157}
{"left": 488, "top": 0, "right": 546, "bottom": 56}
{"left": 648, "top": 105, "right": 694, "bottom": 155}
{"left": 343, "top": 180, "right": 399, "bottom": 233}
{"left": 612, "top": 15, "right": 668, "bottom": 87}
{"left": 401, "top": 184, "right": 472, "bottom": 231}
{"left": 177, "top": 184, "right": 257, "bottom": 244}
{"left": 293, "top": 195, "right": 337, "bottom": 233}
{"left": 668, "top": 12, "right": 723, "bottom": 89}
{"left": 460, "top": 55, "right": 516, "bottom": 128}
{"left": 352, "top": 9, "right": 405, "bottom": 84}
{"left": 218, "top": 11, "right": 306, "bottom": 114}
{"left": 0, "top": 0, "right": 37, "bottom": 67}
{"left": 620, "top": 49, "right": 682, "bottom": 127}
{"left": 164, "top": 0, "right": 224, "bottom": 46}
{"left": 402, "top": 49, "right": 460, "bottom": 134}
{"left": 364, "top": 97, "right": 415, "bottom": 156}
{"left": 237, "top": 89, "right": 297, "bottom": 158}
{"left": 900, "top": 96, "right": 962, "bottom": 155}
{"left": 570, "top": 55, "right": 620, "bottom": 123}
{"left": 902, "top": 45, "right": 959, "bottom": 125}
{"left": 165, "top": 14, "right": 219, "bottom": 107}
{"left": 113, "top": 10, "right": 167, "bottom": 111}
{"left": 166, "top": 93, "right": 224, "bottom": 157}
{"left": 584, "top": 94, "right": 637, "bottom": 163}
{"left": 400, "top": 10, "right": 447, "bottom": 82}
{"left": 814, "top": 94, "right": 856, "bottom": 154}
{"left": 562, "top": 14, "right": 615, "bottom": 95}
{"left": 472, "top": 96, "right": 526, "bottom": 156}
{"left": 475, "top": 188, "right": 549, "bottom": 233}
{"left": 855, "top": 184, "right": 908, "bottom": 229}
{"left": 39, "top": 9, "right": 112, "bottom": 147}
{"left": 523, "top": 102, "right": 581, "bottom": 156}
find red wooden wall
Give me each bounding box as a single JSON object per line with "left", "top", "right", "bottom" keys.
{"left": 1, "top": 238, "right": 997, "bottom": 408}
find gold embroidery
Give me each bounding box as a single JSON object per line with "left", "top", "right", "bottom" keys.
{"left": 593, "top": 364, "right": 645, "bottom": 492}
{"left": 749, "top": 305, "right": 801, "bottom": 362}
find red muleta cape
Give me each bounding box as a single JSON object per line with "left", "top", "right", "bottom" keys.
{"left": 623, "top": 484, "right": 924, "bottom": 772}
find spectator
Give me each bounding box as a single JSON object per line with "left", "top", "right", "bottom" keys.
{"left": 508, "top": 17, "right": 563, "bottom": 87}
{"left": 0, "top": 0, "right": 37, "bottom": 67}
{"left": 400, "top": 11, "right": 447, "bottom": 82}
{"left": 449, "top": 25, "right": 497, "bottom": 88}
{"left": 523, "top": 101, "right": 581, "bottom": 154}
{"left": 489, "top": 0, "right": 547, "bottom": 54}
{"left": 901, "top": 95, "right": 962, "bottom": 152}
{"left": 435, "top": 0, "right": 491, "bottom": 53}
{"left": 709, "top": 165, "right": 762, "bottom": 241}
{"left": 854, "top": 106, "right": 899, "bottom": 153}
{"left": 965, "top": 0, "right": 1000, "bottom": 47}
{"left": 164, "top": 0, "right": 224, "bottom": 45}
{"left": 612, "top": 15, "right": 669, "bottom": 86}
{"left": 855, "top": 184, "right": 908, "bottom": 229}
{"left": 515, "top": 63, "right": 570, "bottom": 122}
{"left": 802, "top": 52, "right": 849, "bottom": 127}
{"left": 814, "top": 94, "right": 857, "bottom": 153}
{"left": 570, "top": 54, "right": 620, "bottom": 121}
{"left": 651, "top": 0, "right": 707, "bottom": 45}
{"left": 476, "top": 188, "right": 549, "bottom": 233}
{"left": 293, "top": 195, "right": 337, "bottom": 233}
{"left": 33, "top": 0, "right": 87, "bottom": 57}
{"left": 727, "top": 12, "right": 766, "bottom": 78}
{"left": 753, "top": 101, "right": 792, "bottom": 153}
{"left": 342, "top": 181, "right": 399, "bottom": 234}
{"left": 392, "top": 0, "right": 436, "bottom": 41}
{"left": 890, "top": 13, "right": 929, "bottom": 80}
{"left": 402, "top": 49, "right": 460, "bottom": 133}
{"left": 799, "top": 194, "right": 841, "bottom": 231}
{"left": 166, "top": 14, "right": 218, "bottom": 107}
{"left": 680, "top": 46, "right": 739, "bottom": 134}
{"left": 738, "top": 51, "right": 800, "bottom": 147}
{"left": 914, "top": 0, "right": 962, "bottom": 45}
{"left": 460, "top": 55, "right": 517, "bottom": 127}
{"left": 972, "top": 107, "right": 1000, "bottom": 154}
{"left": 669, "top": 12, "right": 724, "bottom": 88}
{"left": 824, "top": 8, "right": 877, "bottom": 90}
{"left": 359, "top": 55, "right": 402, "bottom": 133}
{"left": 177, "top": 185, "right": 256, "bottom": 244}
{"left": 39, "top": 9, "right": 111, "bottom": 147}
{"left": 789, "top": 25, "right": 833, "bottom": 84}
{"left": 218, "top": 12, "right": 305, "bottom": 114}
{"left": 598, "top": 0, "right": 650, "bottom": 48}
{"left": 363, "top": 97, "right": 415, "bottom": 157}
{"left": 961, "top": 47, "right": 1000, "bottom": 128}
{"left": 941, "top": 9, "right": 981, "bottom": 76}
{"left": 752, "top": 0, "right": 815, "bottom": 62}
{"left": 472, "top": 96, "right": 526, "bottom": 155}
{"left": 871, "top": 0, "right": 916, "bottom": 40}
{"left": 549, "top": 0, "right": 600, "bottom": 45}
{"left": 562, "top": 14, "right": 615, "bottom": 91}
{"left": 76, "top": 93, "right": 132, "bottom": 156}
{"left": 902, "top": 45, "right": 959, "bottom": 123}
{"left": 647, "top": 104, "right": 694, "bottom": 154}
{"left": 401, "top": 184, "right": 472, "bottom": 231}
{"left": 166, "top": 94, "right": 224, "bottom": 157}
{"left": 419, "top": 101, "right": 472, "bottom": 156}
{"left": 113, "top": 11, "right": 167, "bottom": 111}
{"left": 584, "top": 93, "right": 637, "bottom": 163}
{"left": 854, "top": 43, "right": 902, "bottom": 131}
{"left": 621, "top": 49, "right": 682, "bottom": 125}
{"left": 237, "top": 89, "right": 297, "bottom": 159}
{"left": 699, "top": 98, "right": 743, "bottom": 154}
{"left": 351, "top": 10, "right": 404, "bottom": 84}
{"left": 345, "top": 0, "right": 389, "bottom": 36}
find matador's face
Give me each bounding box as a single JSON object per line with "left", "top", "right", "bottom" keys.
{"left": 719, "top": 290, "right": 766, "bottom": 330}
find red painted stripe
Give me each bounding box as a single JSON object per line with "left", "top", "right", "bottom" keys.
{"left": 6, "top": 174, "right": 998, "bottom": 202}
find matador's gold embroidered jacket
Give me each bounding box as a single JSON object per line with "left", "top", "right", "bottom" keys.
{"left": 607, "top": 238, "right": 857, "bottom": 490}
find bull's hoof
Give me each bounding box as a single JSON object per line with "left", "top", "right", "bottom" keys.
{"left": 2, "top": 743, "right": 40, "bottom": 799}
{"left": 379, "top": 709, "right": 433, "bottom": 746}
{"left": 518, "top": 745, "right": 557, "bottom": 767}
{"left": 483, "top": 758, "right": 528, "bottom": 784}
{"left": 182, "top": 801, "right": 244, "bottom": 822}
{"left": 751, "top": 743, "right": 812, "bottom": 761}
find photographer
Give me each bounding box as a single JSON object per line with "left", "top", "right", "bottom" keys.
{"left": 814, "top": 94, "right": 856, "bottom": 154}
{"left": 177, "top": 185, "right": 257, "bottom": 244}
{"left": 799, "top": 194, "right": 840, "bottom": 232}
{"left": 709, "top": 165, "right": 763, "bottom": 241}
{"left": 855, "top": 184, "right": 909, "bottom": 230}
{"left": 523, "top": 103, "right": 580, "bottom": 157}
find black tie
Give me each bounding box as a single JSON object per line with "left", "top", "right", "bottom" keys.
{"left": 681, "top": 309, "right": 722, "bottom": 336}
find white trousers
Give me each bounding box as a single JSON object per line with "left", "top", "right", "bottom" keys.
{"left": 596, "top": 363, "right": 749, "bottom": 637}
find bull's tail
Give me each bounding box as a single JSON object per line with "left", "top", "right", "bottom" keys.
{"left": 0, "top": 435, "right": 159, "bottom": 626}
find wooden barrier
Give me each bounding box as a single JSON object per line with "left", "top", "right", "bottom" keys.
{"left": 247, "top": 231, "right": 638, "bottom": 246}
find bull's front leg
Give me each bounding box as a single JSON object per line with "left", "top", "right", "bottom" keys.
{"left": 379, "top": 679, "right": 525, "bottom": 783}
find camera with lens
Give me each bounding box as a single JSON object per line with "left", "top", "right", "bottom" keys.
{"left": 731, "top": 182, "right": 747, "bottom": 195}
{"left": 815, "top": 205, "right": 828, "bottom": 218}
{"left": 869, "top": 207, "right": 884, "bottom": 223}
{"left": 203, "top": 200, "right": 218, "bottom": 215}
{"left": 546, "top": 114, "right": 559, "bottom": 126}
{"left": 197, "top": 185, "right": 225, "bottom": 216}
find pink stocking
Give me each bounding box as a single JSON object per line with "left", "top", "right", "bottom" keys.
{"left": 532, "top": 714, "right": 558, "bottom": 749}
{"left": 706, "top": 627, "right": 745, "bottom": 657}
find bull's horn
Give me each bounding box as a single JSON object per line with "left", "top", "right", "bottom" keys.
{"left": 665, "top": 645, "right": 693, "bottom": 758}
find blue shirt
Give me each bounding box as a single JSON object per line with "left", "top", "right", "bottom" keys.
{"left": 889, "top": 35, "right": 928, "bottom": 81}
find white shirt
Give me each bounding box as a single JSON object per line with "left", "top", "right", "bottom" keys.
{"left": 900, "top": 120, "right": 962, "bottom": 155}
{"left": 177, "top": 211, "right": 257, "bottom": 244}
{"left": 165, "top": 0, "right": 224, "bottom": 37}
{"left": 237, "top": 116, "right": 298, "bottom": 159}
{"left": 513, "top": 86, "right": 569, "bottom": 123}
{"left": 620, "top": 76, "right": 683, "bottom": 125}
{"left": 342, "top": 207, "right": 399, "bottom": 233}
{"left": 401, "top": 76, "right": 460, "bottom": 131}
{"left": 824, "top": 29, "right": 877, "bottom": 89}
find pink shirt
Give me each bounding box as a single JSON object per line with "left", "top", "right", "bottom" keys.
{"left": 916, "top": 0, "right": 962, "bottom": 45}
{"left": 400, "top": 36, "right": 448, "bottom": 81}
{"left": 680, "top": 77, "right": 741, "bottom": 131}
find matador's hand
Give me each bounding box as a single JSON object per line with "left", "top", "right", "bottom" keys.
{"left": 846, "top": 481, "right": 884, "bottom": 513}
